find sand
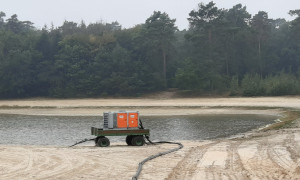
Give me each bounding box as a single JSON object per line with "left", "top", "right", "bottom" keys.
{"left": 1, "top": 97, "right": 299, "bottom": 116}
{"left": 0, "top": 97, "right": 300, "bottom": 180}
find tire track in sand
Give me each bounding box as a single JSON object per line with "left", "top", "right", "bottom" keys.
{"left": 0, "top": 147, "right": 89, "bottom": 180}
{"left": 168, "top": 130, "right": 300, "bottom": 180}
{"left": 1, "top": 130, "right": 300, "bottom": 180}
{"left": 0, "top": 145, "right": 171, "bottom": 180}
{"left": 239, "top": 131, "right": 300, "bottom": 180}
{"left": 35, "top": 148, "right": 87, "bottom": 179}
{"left": 270, "top": 132, "right": 300, "bottom": 179}
{"left": 196, "top": 140, "right": 250, "bottom": 180}
{"left": 166, "top": 141, "right": 218, "bottom": 180}
{"left": 167, "top": 140, "right": 249, "bottom": 180}
{"left": 0, "top": 147, "right": 34, "bottom": 179}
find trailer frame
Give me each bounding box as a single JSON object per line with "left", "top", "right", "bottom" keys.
{"left": 91, "top": 127, "right": 150, "bottom": 147}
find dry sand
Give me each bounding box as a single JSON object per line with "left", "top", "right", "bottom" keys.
{"left": 0, "top": 97, "right": 300, "bottom": 180}
{"left": 1, "top": 97, "right": 299, "bottom": 116}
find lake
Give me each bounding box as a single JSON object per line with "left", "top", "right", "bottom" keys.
{"left": 0, "top": 114, "right": 277, "bottom": 146}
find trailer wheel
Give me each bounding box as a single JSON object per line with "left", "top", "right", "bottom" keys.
{"left": 126, "top": 135, "right": 133, "bottom": 146}
{"left": 95, "top": 136, "right": 101, "bottom": 144}
{"left": 96, "top": 137, "right": 110, "bottom": 147}
{"left": 131, "top": 136, "right": 145, "bottom": 146}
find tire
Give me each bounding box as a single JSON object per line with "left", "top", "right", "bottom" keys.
{"left": 131, "top": 136, "right": 145, "bottom": 146}
{"left": 96, "top": 137, "right": 110, "bottom": 147}
{"left": 126, "top": 135, "right": 133, "bottom": 146}
{"left": 95, "top": 136, "right": 101, "bottom": 144}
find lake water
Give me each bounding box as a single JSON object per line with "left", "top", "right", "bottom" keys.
{"left": 0, "top": 114, "right": 277, "bottom": 146}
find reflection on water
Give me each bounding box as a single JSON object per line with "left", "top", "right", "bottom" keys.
{"left": 0, "top": 114, "right": 277, "bottom": 146}
{"left": 142, "top": 114, "right": 276, "bottom": 141}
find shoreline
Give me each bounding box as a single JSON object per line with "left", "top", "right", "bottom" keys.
{"left": 0, "top": 96, "right": 300, "bottom": 108}
{"left": 0, "top": 97, "right": 295, "bottom": 117}
{"left": 0, "top": 107, "right": 284, "bottom": 117}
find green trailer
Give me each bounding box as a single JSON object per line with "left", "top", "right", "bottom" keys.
{"left": 91, "top": 111, "right": 150, "bottom": 147}
{"left": 91, "top": 127, "right": 150, "bottom": 147}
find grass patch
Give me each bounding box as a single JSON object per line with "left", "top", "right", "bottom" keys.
{"left": 262, "top": 111, "right": 300, "bottom": 131}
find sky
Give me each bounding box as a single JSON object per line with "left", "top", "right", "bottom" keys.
{"left": 1, "top": 0, "right": 299, "bottom": 30}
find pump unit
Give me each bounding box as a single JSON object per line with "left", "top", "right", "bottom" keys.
{"left": 103, "top": 111, "right": 139, "bottom": 129}
{"left": 91, "top": 111, "right": 149, "bottom": 147}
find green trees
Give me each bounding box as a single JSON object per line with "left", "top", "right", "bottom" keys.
{"left": 286, "top": 10, "right": 300, "bottom": 73}
{"left": 179, "top": 2, "right": 225, "bottom": 91}
{"left": 0, "top": 4, "right": 299, "bottom": 98}
{"left": 223, "top": 4, "right": 251, "bottom": 76}
{"left": 251, "top": 11, "right": 272, "bottom": 76}
{"left": 174, "top": 2, "right": 300, "bottom": 95}
{"left": 142, "top": 11, "right": 177, "bottom": 87}
{"left": 0, "top": 31, "right": 41, "bottom": 97}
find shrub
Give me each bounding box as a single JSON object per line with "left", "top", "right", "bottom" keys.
{"left": 241, "top": 73, "right": 265, "bottom": 96}
{"left": 229, "top": 75, "right": 240, "bottom": 96}
{"left": 264, "top": 73, "right": 300, "bottom": 96}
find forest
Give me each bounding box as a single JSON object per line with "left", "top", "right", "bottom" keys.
{"left": 0, "top": 1, "right": 300, "bottom": 98}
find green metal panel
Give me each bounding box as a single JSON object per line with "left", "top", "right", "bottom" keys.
{"left": 91, "top": 127, "right": 150, "bottom": 137}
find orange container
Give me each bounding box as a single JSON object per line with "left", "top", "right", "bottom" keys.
{"left": 128, "top": 113, "right": 138, "bottom": 128}
{"left": 117, "top": 113, "right": 127, "bottom": 128}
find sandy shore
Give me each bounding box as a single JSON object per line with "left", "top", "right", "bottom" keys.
{"left": 0, "top": 97, "right": 300, "bottom": 179}
{"left": 1, "top": 97, "right": 299, "bottom": 116}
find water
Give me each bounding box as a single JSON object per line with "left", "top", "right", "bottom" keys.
{"left": 142, "top": 115, "right": 276, "bottom": 141}
{"left": 0, "top": 114, "right": 277, "bottom": 146}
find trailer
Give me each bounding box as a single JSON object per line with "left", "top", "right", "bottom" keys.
{"left": 91, "top": 111, "right": 150, "bottom": 147}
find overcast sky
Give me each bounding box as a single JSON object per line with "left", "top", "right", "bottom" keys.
{"left": 1, "top": 0, "right": 299, "bottom": 30}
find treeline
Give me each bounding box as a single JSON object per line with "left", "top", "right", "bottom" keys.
{"left": 0, "top": 2, "right": 300, "bottom": 98}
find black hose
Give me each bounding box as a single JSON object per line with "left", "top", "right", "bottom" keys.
{"left": 132, "top": 119, "right": 184, "bottom": 180}
{"left": 132, "top": 139, "right": 183, "bottom": 180}
{"left": 69, "top": 138, "right": 96, "bottom": 147}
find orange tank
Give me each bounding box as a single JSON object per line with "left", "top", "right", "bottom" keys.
{"left": 103, "top": 111, "right": 139, "bottom": 129}
{"left": 128, "top": 112, "right": 139, "bottom": 128}
{"left": 117, "top": 113, "right": 128, "bottom": 128}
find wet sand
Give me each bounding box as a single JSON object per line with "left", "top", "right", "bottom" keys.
{"left": 0, "top": 97, "right": 300, "bottom": 179}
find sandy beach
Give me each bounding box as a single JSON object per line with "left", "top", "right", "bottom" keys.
{"left": 0, "top": 97, "right": 300, "bottom": 179}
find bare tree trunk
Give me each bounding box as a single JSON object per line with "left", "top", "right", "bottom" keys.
{"left": 258, "top": 37, "right": 262, "bottom": 78}
{"left": 162, "top": 50, "right": 167, "bottom": 87}
{"left": 226, "top": 57, "right": 229, "bottom": 76}
{"left": 208, "top": 29, "right": 212, "bottom": 60}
